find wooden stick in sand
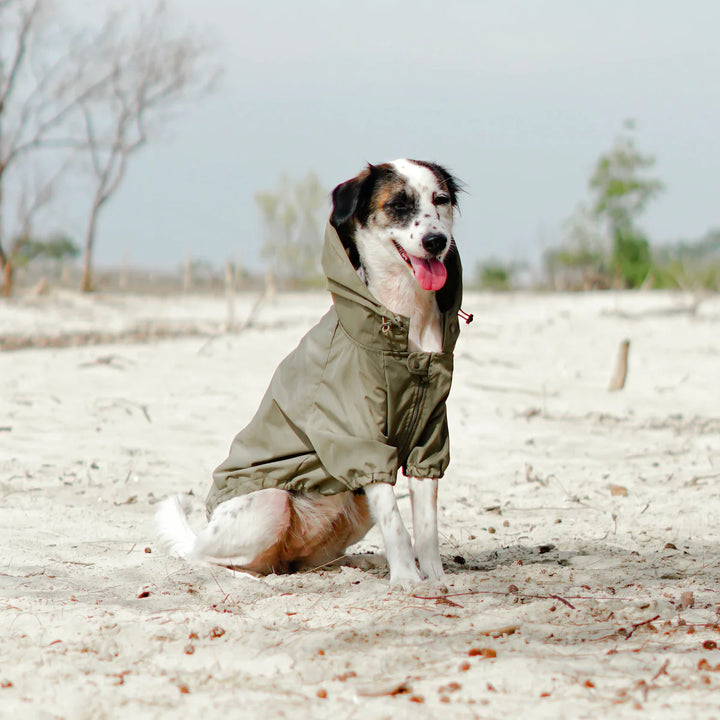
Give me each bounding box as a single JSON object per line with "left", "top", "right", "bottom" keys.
{"left": 224, "top": 260, "right": 236, "bottom": 332}
{"left": 608, "top": 338, "right": 630, "bottom": 391}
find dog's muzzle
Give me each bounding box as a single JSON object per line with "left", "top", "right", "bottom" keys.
{"left": 422, "top": 233, "right": 447, "bottom": 256}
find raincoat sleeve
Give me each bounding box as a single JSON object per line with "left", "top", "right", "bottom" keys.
{"left": 403, "top": 396, "right": 450, "bottom": 480}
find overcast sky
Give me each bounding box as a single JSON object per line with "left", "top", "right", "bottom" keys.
{"left": 84, "top": 0, "right": 720, "bottom": 274}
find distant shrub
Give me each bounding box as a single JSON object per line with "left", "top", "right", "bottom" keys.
{"left": 646, "top": 263, "right": 682, "bottom": 289}
{"left": 650, "top": 229, "right": 720, "bottom": 291}
{"left": 476, "top": 262, "right": 513, "bottom": 291}
{"left": 649, "top": 260, "right": 720, "bottom": 291}
{"left": 611, "top": 232, "right": 652, "bottom": 288}
{"left": 12, "top": 234, "right": 80, "bottom": 268}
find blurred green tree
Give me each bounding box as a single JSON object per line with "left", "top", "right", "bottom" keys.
{"left": 256, "top": 172, "right": 328, "bottom": 287}
{"left": 588, "top": 120, "right": 664, "bottom": 287}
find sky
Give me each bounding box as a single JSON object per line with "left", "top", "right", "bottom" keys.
{"left": 70, "top": 0, "right": 720, "bottom": 275}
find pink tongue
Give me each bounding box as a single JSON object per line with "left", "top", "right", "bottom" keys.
{"left": 409, "top": 256, "right": 448, "bottom": 291}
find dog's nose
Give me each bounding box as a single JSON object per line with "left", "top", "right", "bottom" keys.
{"left": 422, "top": 233, "right": 447, "bottom": 256}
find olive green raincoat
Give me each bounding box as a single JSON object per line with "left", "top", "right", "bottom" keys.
{"left": 206, "top": 223, "right": 463, "bottom": 515}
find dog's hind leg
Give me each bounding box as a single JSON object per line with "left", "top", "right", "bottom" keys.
{"left": 409, "top": 477, "right": 444, "bottom": 580}
{"left": 156, "top": 489, "right": 291, "bottom": 573}
{"left": 364, "top": 482, "right": 423, "bottom": 588}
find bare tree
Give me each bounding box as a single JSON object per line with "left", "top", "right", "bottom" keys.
{"left": 0, "top": 0, "right": 38, "bottom": 265}
{"left": 0, "top": 0, "right": 104, "bottom": 293}
{"left": 75, "top": 3, "right": 214, "bottom": 291}
{"left": 0, "top": 0, "right": 215, "bottom": 294}
{"left": 0, "top": 0, "right": 43, "bottom": 291}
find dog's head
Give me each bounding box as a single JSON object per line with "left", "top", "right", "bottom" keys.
{"left": 330, "top": 159, "right": 461, "bottom": 293}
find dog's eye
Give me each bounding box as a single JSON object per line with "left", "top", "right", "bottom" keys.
{"left": 434, "top": 194, "right": 451, "bottom": 206}
{"left": 386, "top": 194, "right": 412, "bottom": 212}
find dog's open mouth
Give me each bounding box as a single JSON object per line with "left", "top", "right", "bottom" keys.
{"left": 392, "top": 241, "right": 448, "bottom": 292}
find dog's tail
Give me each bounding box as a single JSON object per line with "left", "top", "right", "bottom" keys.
{"left": 155, "top": 494, "right": 198, "bottom": 559}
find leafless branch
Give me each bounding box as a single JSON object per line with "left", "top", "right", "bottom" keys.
{"left": 17, "top": 154, "right": 73, "bottom": 237}
{"left": 5, "top": 67, "right": 121, "bottom": 166}
{"left": 0, "top": 0, "right": 40, "bottom": 111}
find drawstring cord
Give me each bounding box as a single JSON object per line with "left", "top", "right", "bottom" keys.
{"left": 380, "top": 311, "right": 473, "bottom": 332}
{"left": 458, "top": 309, "right": 474, "bottom": 324}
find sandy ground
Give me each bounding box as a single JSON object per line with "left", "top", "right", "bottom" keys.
{"left": 1, "top": 288, "right": 720, "bottom": 719}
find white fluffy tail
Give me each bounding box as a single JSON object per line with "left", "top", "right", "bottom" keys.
{"left": 155, "top": 494, "right": 197, "bottom": 559}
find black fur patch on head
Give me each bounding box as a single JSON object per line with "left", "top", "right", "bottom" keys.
{"left": 408, "top": 160, "right": 463, "bottom": 207}
{"left": 382, "top": 189, "right": 419, "bottom": 227}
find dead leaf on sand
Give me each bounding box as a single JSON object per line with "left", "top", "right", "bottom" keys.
{"left": 356, "top": 680, "right": 411, "bottom": 697}
{"left": 469, "top": 648, "right": 497, "bottom": 659}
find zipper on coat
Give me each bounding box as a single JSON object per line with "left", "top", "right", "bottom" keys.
{"left": 403, "top": 375, "right": 427, "bottom": 452}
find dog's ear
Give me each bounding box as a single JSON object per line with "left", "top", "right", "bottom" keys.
{"left": 331, "top": 164, "right": 376, "bottom": 225}
{"left": 331, "top": 176, "right": 363, "bottom": 229}
{"left": 330, "top": 166, "right": 373, "bottom": 270}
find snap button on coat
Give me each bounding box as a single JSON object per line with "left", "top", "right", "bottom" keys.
{"left": 407, "top": 353, "right": 430, "bottom": 376}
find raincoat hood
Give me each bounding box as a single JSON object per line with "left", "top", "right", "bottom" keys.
{"left": 206, "top": 222, "right": 464, "bottom": 515}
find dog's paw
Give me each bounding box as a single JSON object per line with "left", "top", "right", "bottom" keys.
{"left": 389, "top": 567, "right": 424, "bottom": 590}
{"left": 415, "top": 544, "right": 445, "bottom": 580}
{"left": 419, "top": 560, "right": 445, "bottom": 581}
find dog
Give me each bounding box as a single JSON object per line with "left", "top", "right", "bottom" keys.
{"left": 156, "top": 159, "right": 464, "bottom": 587}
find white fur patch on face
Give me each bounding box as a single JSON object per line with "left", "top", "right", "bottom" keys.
{"left": 389, "top": 158, "right": 454, "bottom": 258}
{"left": 391, "top": 159, "right": 444, "bottom": 201}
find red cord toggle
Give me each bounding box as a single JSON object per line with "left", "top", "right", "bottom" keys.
{"left": 458, "top": 309, "right": 474, "bottom": 324}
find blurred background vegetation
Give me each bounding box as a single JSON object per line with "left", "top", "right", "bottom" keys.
{"left": 1, "top": 0, "right": 717, "bottom": 297}
{"left": 477, "top": 121, "right": 719, "bottom": 293}
{"left": 8, "top": 116, "right": 719, "bottom": 295}
{"left": 1, "top": 2, "right": 718, "bottom": 296}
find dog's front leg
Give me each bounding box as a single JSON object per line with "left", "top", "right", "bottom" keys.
{"left": 409, "top": 477, "right": 444, "bottom": 580}
{"left": 364, "top": 482, "right": 423, "bottom": 588}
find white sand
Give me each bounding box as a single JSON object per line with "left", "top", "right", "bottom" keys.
{"left": 1, "top": 289, "right": 719, "bottom": 719}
